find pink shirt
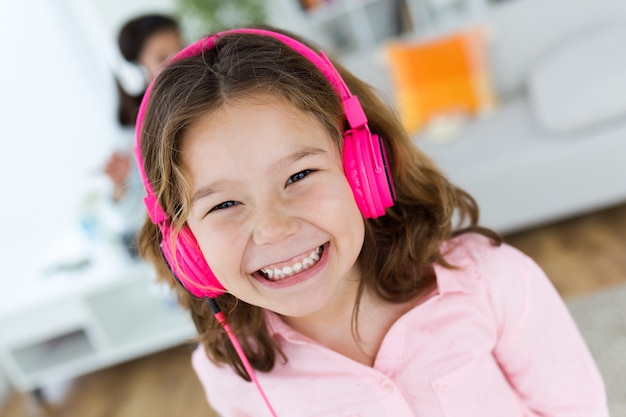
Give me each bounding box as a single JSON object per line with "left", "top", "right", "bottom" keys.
{"left": 192, "top": 235, "right": 608, "bottom": 416}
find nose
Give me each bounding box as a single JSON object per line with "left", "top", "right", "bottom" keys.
{"left": 251, "top": 204, "right": 298, "bottom": 246}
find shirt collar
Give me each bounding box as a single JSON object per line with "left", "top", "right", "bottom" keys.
{"left": 433, "top": 236, "right": 481, "bottom": 295}
{"left": 265, "top": 309, "right": 317, "bottom": 344}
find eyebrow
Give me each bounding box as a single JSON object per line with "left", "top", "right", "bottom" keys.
{"left": 275, "top": 147, "right": 327, "bottom": 172}
{"left": 190, "top": 147, "right": 328, "bottom": 205}
{"left": 190, "top": 181, "right": 230, "bottom": 205}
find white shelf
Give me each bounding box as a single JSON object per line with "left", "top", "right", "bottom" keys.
{"left": 0, "top": 299, "right": 93, "bottom": 350}
{"left": 11, "top": 330, "right": 96, "bottom": 376}
{"left": 0, "top": 234, "right": 196, "bottom": 393}
{"left": 86, "top": 277, "right": 193, "bottom": 350}
{"left": 273, "top": 0, "right": 490, "bottom": 55}
{"left": 285, "top": 0, "right": 409, "bottom": 54}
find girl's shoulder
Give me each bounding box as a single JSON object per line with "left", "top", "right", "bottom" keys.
{"left": 191, "top": 344, "right": 266, "bottom": 414}
{"left": 435, "top": 232, "right": 537, "bottom": 294}
{"left": 442, "top": 232, "right": 532, "bottom": 272}
{"left": 435, "top": 233, "right": 555, "bottom": 341}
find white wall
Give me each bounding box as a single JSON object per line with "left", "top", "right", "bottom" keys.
{"left": 0, "top": 1, "right": 118, "bottom": 280}
{"left": 0, "top": 1, "right": 180, "bottom": 275}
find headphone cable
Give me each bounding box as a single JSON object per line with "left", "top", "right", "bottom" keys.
{"left": 207, "top": 298, "right": 279, "bottom": 417}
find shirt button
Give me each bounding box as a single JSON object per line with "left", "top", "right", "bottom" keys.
{"left": 380, "top": 379, "right": 395, "bottom": 393}
{"left": 432, "top": 382, "right": 446, "bottom": 392}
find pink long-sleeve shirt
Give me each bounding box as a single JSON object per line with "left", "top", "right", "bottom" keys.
{"left": 192, "top": 234, "right": 608, "bottom": 416}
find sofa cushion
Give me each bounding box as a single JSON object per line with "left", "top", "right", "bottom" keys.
{"left": 418, "top": 96, "right": 626, "bottom": 232}
{"left": 527, "top": 20, "right": 626, "bottom": 133}
{"left": 385, "top": 27, "right": 497, "bottom": 135}
{"left": 482, "top": 0, "right": 626, "bottom": 97}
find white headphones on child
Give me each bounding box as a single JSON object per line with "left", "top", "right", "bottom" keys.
{"left": 115, "top": 54, "right": 148, "bottom": 96}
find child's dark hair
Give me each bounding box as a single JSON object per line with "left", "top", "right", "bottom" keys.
{"left": 137, "top": 27, "right": 500, "bottom": 381}
{"left": 116, "top": 14, "right": 180, "bottom": 126}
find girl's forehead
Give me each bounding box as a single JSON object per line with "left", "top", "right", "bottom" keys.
{"left": 179, "top": 96, "right": 343, "bottom": 200}
{"left": 223, "top": 92, "right": 299, "bottom": 111}
{"left": 181, "top": 93, "right": 334, "bottom": 158}
{"left": 183, "top": 93, "right": 321, "bottom": 141}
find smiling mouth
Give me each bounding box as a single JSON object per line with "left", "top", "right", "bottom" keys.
{"left": 258, "top": 245, "right": 324, "bottom": 281}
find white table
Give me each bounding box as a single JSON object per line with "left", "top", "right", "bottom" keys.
{"left": 0, "top": 232, "right": 196, "bottom": 393}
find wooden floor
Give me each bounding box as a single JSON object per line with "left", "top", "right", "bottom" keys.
{"left": 2, "top": 202, "right": 626, "bottom": 417}
{"left": 505, "top": 203, "right": 626, "bottom": 298}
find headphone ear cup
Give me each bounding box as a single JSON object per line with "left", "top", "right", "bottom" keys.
{"left": 343, "top": 128, "right": 395, "bottom": 218}
{"left": 116, "top": 59, "right": 148, "bottom": 96}
{"left": 160, "top": 223, "right": 226, "bottom": 298}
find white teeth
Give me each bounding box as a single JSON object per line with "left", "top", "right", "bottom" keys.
{"left": 260, "top": 246, "right": 324, "bottom": 281}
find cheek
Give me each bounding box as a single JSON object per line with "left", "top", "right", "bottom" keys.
{"left": 323, "top": 175, "right": 361, "bottom": 215}
{"left": 303, "top": 175, "right": 364, "bottom": 235}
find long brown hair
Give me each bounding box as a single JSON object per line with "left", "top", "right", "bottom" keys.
{"left": 137, "top": 27, "right": 500, "bottom": 381}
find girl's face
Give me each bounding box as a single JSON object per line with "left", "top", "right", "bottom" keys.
{"left": 182, "top": 95, "right": 365, "bottom": 319}
{"left": 138, "top": 29, "right": 182, "bottom": 81}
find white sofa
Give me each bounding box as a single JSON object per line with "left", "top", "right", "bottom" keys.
{"left": 340, "top": 0, "right": 626, "bottom": 234}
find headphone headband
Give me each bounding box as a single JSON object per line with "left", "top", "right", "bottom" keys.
{"left": 135, "top": 28, "right": 369, "bottom": 224}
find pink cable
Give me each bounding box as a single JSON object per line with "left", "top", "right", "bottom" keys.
{"left": 214, "top": 312, "right": 279, "bottom": 417}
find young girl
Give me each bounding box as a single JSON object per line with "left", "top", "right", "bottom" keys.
{"left": 103, "top": 14, "right": 183, "bottom": 255}
{"left": 135, "top": 27, "right": 607, "bottom": 416}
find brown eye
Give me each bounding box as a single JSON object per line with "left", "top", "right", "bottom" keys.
{"left": 210, "top": 201, "right": 239, "bottom": 213}
{"left": 286, "top": 170, "right": 313, "bottom": 185}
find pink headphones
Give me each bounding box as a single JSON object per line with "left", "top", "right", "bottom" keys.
{"left": 135, "top": 28, "right": 395, "bottom": 299}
